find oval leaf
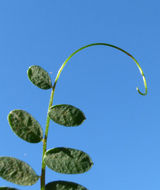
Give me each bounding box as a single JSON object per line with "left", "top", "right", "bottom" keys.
{"left": 48, "top": 104, "right": 86, "bottom": 127}
{"left": 44, "top": 147, "right": 93, "bottom": 174}
{"left": 8, "top": 110, "right": 43, "bottom": 143}
{"left": 0, "top": 188, "right": 19, "bottom": 190}
{"left": 45, "top": 180, "right": 87, "bottom": 190}
{"left": 0, "top": 157, "right": 39, "bottom": 186}
{"left": 27, "top": 65, "right": 52, "bottom": 89}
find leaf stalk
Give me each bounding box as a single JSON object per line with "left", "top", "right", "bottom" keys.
{"left": 40, "top": 87, "right": 55, "bottom": 190}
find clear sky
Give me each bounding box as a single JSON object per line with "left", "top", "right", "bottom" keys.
{"left": 0, "top": 0, "right": 159, "bottom": 190}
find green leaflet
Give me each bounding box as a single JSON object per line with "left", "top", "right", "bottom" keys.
{"left": 0, "top": 157, "right": 39, "bottom": 186}
{"left": 48, "top": 104, "right": 86, "bottom": 127}
{"left": 0, "top": 188, "right": 19, "bottom": 190}
{"left": 45, "top": 181, "right": 87, "bottom": 190}
{"left": 44, "top": 147, "right": 93, "bottom": 174}
{"left": 8, "top": 110, "right": 43, "bottom": 143}
{"left": 27, "top": 65, "right": 52, "bottom": 89}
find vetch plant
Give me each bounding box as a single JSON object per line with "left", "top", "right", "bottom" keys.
{"left": 0, "top": 43, "right": 147, "bottom": 190}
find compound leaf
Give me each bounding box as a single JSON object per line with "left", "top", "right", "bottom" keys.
{"left": 8, "top": 110, "right": 43, "bottom": 143}
{"left": 45, "top": 180, "right": 87, "bottom": 190}
{"left": 48, "top": 104, "right": 86, "bottom": 127}
{"left": 0, "top": 157, "right": 39, "bottom": 186}
{"left": 44, "top": 147, "right": 93, "bottom": 174}
{"left": 27, "top": 65, "right": 52, "bottom": 89}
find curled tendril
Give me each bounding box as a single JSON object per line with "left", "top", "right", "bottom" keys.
{"left": 53, "top": 43, "right": 147, "bottom": 96}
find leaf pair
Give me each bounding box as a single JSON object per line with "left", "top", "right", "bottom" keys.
{"left": 0, "top": 148, "right": 93, "bottom": 187}
{"left": 7, "top": 103, "right": 86, "bottom": 144}
{"left": 28, "top": 65, "right": 86, "bottom": 127}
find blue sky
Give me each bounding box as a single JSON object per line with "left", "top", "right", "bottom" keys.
{"left": 0, "top": 0, "right": 159, "bottom": 189}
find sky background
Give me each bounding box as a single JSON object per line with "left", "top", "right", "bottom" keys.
{"left": 0, "top": 0, "right": 159, "bottom": 190}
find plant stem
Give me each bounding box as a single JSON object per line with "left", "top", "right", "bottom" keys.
{"left": 40, "top": 86, "right": 55, "bottom": 190}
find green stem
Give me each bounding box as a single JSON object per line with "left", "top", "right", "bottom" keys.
{"left": 40, "top": 42, "right": 147, "bottom": 189}
{"left": 40, "top": 87, "right": 55, "bottom": 190}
